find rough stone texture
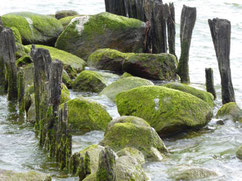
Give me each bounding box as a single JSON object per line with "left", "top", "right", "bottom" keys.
{"left": 100, "top": 116, "right": 167, "bottom": 160}
{"left": 55, "top": 12, "right": 145, "bottom": 60}
{"left": 116, "top": 86, "right": 213, "bottom": 137}
{"left": 163, "top": 82, "right": 214, "bottom": 108}
{"left": 72, "top": 70, "right": 106, "bottom": 93}
{"left": 216, "top": 102, "right": 242, "bottom": 122}
{"left": 236, "top": 146, "right": 242, "bottom": 160}
{"left": 100, "top": 76, "right": 153, "bottom": 101}
{"left": 60, "top": 98, "right": 112, "bottom": 134}
{"left": 2, "top": 12, "right": 63, "bottom": 45}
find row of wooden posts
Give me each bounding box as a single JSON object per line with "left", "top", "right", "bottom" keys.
{"left": 105, "top": 0, "right": 235, "bottom": 104}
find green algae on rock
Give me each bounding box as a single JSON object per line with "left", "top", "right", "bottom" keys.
{"left": 62, "top": 69, "right": 72, "bottom": 88}
{"left": 123, "top": 53, "right": 178, "bottom": 80}
{"left": 55, "top": 12, "right": 145, "bottom": 60}
{"left": 25, "top": 45, "right": 86, "bottom": 72}
{"left": 116, "top": 86, "right": 213, "bottom": 137}
{"left": 72, "top": 70, "right": 106, "bottom": 93}
{"left": 10, "top": 27, "right": 22, "bottom": 44}
{"left": 60, "top": 83, "right": 70, "bottom": 104}
{"left": 216, "top": 102, "right": 242, "bottom": 122}
{"left": 60, "top": 98, "right": 112, "bottom": 133}
{"left": 236, "top": 146, "right": 242, "bottom": 160}
{"left": 2, "top": 12, "right": 63, "bottom": 45}
{"left": 100, "top": 116, "right": 167, "bottom": 160}
{"left": 58, "top": 15, "right": 80, "bottom": 28}
{"left": 100, "top": 76, "right": 153, "bottom": 101}
{"left": 163, "top": 82, "right": 214, "bottom": 108}
{"left": 16, "top": 55, "right": 32, "bottom": 67}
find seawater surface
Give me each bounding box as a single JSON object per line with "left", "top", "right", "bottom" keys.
{"left": 0, "top": 0, "right": 242, "bottom": 180}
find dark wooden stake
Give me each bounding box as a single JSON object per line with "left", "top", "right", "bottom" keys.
{"left": 17, "top": 68, "right": 25, "bottom": 119}
{"left": 0, "top": 27, "right": 18, "bottom": 100}
{"left": 205, "top": 68, "right": 216, "bottom": 99}
{"left": 208, "top": 18, "right": 235, "bottom": 104}
{"left": 177, "top": 5, "right": 196, "bottom": 83}
{"left": 105, "top": 0, "right": 126, "bottom": 16}
{"left": 166, "top": 3, "right": 176, "bottom": 56}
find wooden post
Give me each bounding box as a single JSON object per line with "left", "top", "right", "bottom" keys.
{"left": 177, "top": 5, "right": 196, "bottom": 83}
{"left": 105, "top": 0, "right": 126, "bottom": 16}
{"left": 208, "top": 18, "right": 235, "bottom": 104}
{"left": 205, "top": 68, "right": 216, "bottom": 100}
{"left": 17, "top": 68, "right": 25, "bottom": 119}
{"left": 166, "top": 3, "right": 176, "bottom": 56}
{"left": 31, "top": 45, "right": 52, "bottom": 128}
{"left": 0, "top": 27, "right": 18, "bottom": 100}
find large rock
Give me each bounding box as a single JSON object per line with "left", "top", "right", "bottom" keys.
{"left": 55, "top": 10, "right": 78, "bottom": 19}
{"left": 100, "top": 76, "right": 153, "bottom": 101}
{"left": 100, "top": 116, "right": 167, "bottom": 160}
{"left": 163, "top": 82, "right": 214, "bottom": 107}
{"left": 60, "top": 98, "right": 112, "bottom": 133}
{"left": 0, "top": 169, "right": 51, "bottom": 181}
{"left": 236, "top": 146, "right": 242, "bottom": 160}
{"left": 72, "top": 70, "right": 106, "bottom": 93}
{"left": 216, "top": 102, "right": 242, "bottom": 122}
{"left": 55, "top": 12, "right": 145, "bottom": 60}
{"left": 123, "top": 53, "right": 178, "bottom": 80}
{"left": 25, "top": 45, "right": 86, "bottom": 72}
{"left": 116, "top": 86, "right": 213, "bottom": 137}
{"left": 2, "top": 12, "right": 63, "bottom": 45}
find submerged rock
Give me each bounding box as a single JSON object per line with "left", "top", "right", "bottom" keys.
{"left": 116, "top": 86, "right": 213, "bottom": 137}
{"left": 100, "top": 116, "right": 167, "bottom": 160}
{"left": 0, "top": 169, "right": 51, "bottom": 181}
{"left": 163, "top": 82, "right": 214, "bottom": 108}
{"left": 216, "top": 102, "right": 242, "bottom": 122}
{"left": 100, "top": 76, "right": 153, "bottom": 101}
{"left": 123, "top": 53, "right": 178, "bottom": 80}
{"left": 60, "top": 98, "right": 112, "bottom": 133}
{"left": 236, "top": 146, "right": 242, "bottom": 160}
{"left": 2, "top": 12, "right": 63, "bottom": 45}
{"left": 72, "top": 70, "right": 106, "bottom": 93}
{"left": 55, "top": 12, "right": 145, "bottom": 60}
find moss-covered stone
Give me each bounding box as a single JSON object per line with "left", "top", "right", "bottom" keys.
{"left": 216, "top": 102, "right": 242, "bottom": 122}
{"left": 120, "top": 72, "right": 133, "bottom": 78}
{"left": 55, "top": 10, "right": 79, "bottom": 19}
{"left": 16, "top": 42, "right": 29, "bottom": 59}
{"left": 83, "top": 173, "right": 96, "bottom": 181}
{"left": 60, "top": 83, "right": 70, "bottom": 104}
{"left": 0, "top": 169, "right": 51, "bottom": 181}
{"left": 100, "top": 76, "right": 153, "bottom": 101}
{"left": 25, "top": 44, "right": 86, "bottom": 72}
{"left": 58, "top": 15, "right": 80, "bottom": 28}
{"left": 236, "top": 146, "right": 242, "bottom": 160}
{"left": 87, "top": 48, "right": 132, "bottom": 72}
{"left": 55, "top": 12, "right": 145, "bottom": 60}
{"left": 60, "top": 98, "right": 112, "bottom": 133}
{"left": 123, "top": 53, "right": 178, "bottom": 80}
{"left": 100, "top": 116, "right": 167, "bottom": 160}
{"left": 2, "top": 12, "right": 63, "bottom": 45}
{"left": 116, "top": 86, "right": 213, "bottom": 137}
{"left": 116, "top": 147, "right": 145, "bottom": 165}
{"left": 10, "top": 27, "right": 22, "bottom": 44}
{"left": 72, "top": 70, "right": 106, "bottom": 93}
{"left": 62, "top": 69, "right": 72, "bottom": 88}
{"left": 17, "top": 55, "right": 32, "bottom": 67}
{"left": 163, "top": 82, "right": 214, "bottom": 108}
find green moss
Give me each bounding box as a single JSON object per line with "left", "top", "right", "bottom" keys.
{"left": 10, "top": 27, "right": 22, "bottom": 44}
{"left": 25, "top": 44, "right": 86, "bottom": 72}
{"left": 16, "top": 55, "right": 32, "bottom": 67}
{"left": 163, "top": 82, "right": 214, "bottom": 108}
{"left": 60, "top": 83, "right": 70, "bottom": 104}
{"left": 58, "top": 15, "right": 80, "bottom": 28}
{"left": 2, "top": 12, "right": 63, "bottom": 45}
{"left": 120, "top": 72, "right": 133, "bottom": 78}
{"left": 100, "top": 76, "right": 153, "bottom": 101}
{"left": 60, "top": 98, "right": 112, "bottom": 133}
{"left": 216, "top": 102, "right": 242, "bottom": 122}
{"left": 62, "top": 70, "right": 72, "bottom": 88}
{"left": 115, "top": 86, "right": 213, "bottom": 137}
{"left": 72, "top": 70, "right": 106, "bottom": 93}
{"left": 236, "top": 146, "right": 242, "bottom": 160}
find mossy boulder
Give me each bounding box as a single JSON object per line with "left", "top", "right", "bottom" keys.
{"left": 0, "top": 169, "right": 51, "bottom": 181}
{"left": 72, "top": 70, "right": 106, "bottom": 93}
{"left": 116, "top": 86, "right": 213, "bottom": 137}
{"left": 163, "top": 82, "right": 214, "bottom": 108}
{"left": 116, "top": 147, "right": 145, "bottom": 165}
{"left": 60, "top": 98, "right": 112, "bottom": 133}
{"left": 55, "top": 10, "right": 79, "bottom": 19}
{"left": 62, "top": 69, "right": 72, "bottom": 88}
{"left": 25, "top": 45, "right": 86, "bottom": 72}
{"left": 58, "top": 15, "right": 80, "bottom": 28}
{"left": 60, "top": 83, "right": 70, "bottom": 104}
{"left": 216, "top": 102, "right": 242, "bottom": 122}
{"left": 236, "top": 146, "right": 242, "bottom": 160}
{"left": 55, "top": 12, "right": 145, "bottom": 60}
{"left": 100, "top": 116, "right": 167, "bottom": 160}
{"left": 10, "top": 27, "right": 22, "bottom": 44}
{"left": 87, "top": 48, "right": 132, "bottom": 72}
{"left": 123, "top": 53, "right": 178, "bottom": 80}
{"left": 2, "top": 12, "right": 63, "bottom": 45}
{"left": 100, "top": 76, "right": 153, "bottom": 101}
